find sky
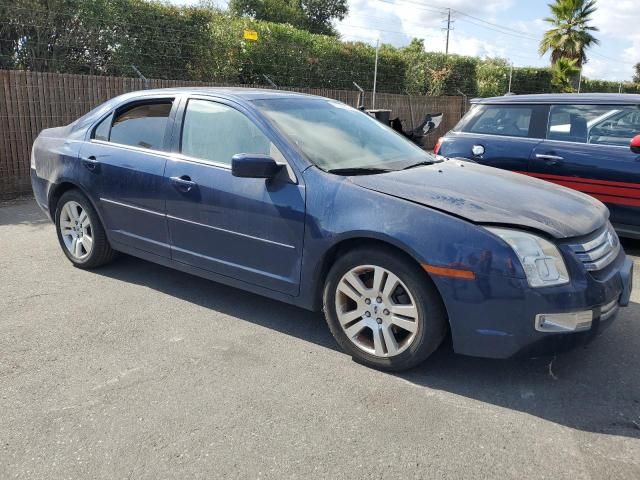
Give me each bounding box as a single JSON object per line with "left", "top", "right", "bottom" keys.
{"left": 169, "top": 0, "right": 638, "bottom": 82}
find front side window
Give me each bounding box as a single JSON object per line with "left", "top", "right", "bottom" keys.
{"left": 181, "top": 99, "right": 282, "bottom": 166}
{"left": 109, "top": 101, "right": 172, "bottom": 150}
{"left": 548, "top": 104, "right": 640, "bottom": 146}
{"left": 254, "top": 98, "right": 433, "bottom": 171}
{"left": 459, "top": 105, "right": 534, "bottom": 138}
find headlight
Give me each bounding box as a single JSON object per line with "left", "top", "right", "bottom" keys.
{"left": 487, "top": 227, "right": 569, "bottom": 288}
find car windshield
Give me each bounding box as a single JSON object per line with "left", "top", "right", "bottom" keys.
{"left": 253, "top": 97, "right": 435, "bottom": 173}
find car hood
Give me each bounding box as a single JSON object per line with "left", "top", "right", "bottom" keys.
{"left": 349, "top": 160, "right": 608, "bottom": 239}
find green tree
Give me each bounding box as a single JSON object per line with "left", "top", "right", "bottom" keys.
{"left": 228, "top": 0, "right": 348, "bottom": 35}
{"left": 552, "top": 57, "right": 580, "bottom": 92}
{"left": 539, "top": 0, "right": 599, "bottom": 67}
{"left": 633, "top": 62, "right": 640, "bottom": 84}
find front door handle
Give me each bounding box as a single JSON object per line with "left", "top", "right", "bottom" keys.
{"left": 82, "top": 155, "right": 99, "bottom": 171}
{"left": 170, "top": 175, "right": 196, "bottom": 192}
{"left": 535, "top": 153, "right": 564, "bottom": 165}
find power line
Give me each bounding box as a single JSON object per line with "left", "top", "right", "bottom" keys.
{"left": 451, "top": 9, "right": 539, "bottom": 39}
{"left": 455, "top": 17, "right": 538, "bottom": 42}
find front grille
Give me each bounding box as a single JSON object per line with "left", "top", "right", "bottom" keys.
{"left": 567, "top": 224, "right": 620, "bottom": 272}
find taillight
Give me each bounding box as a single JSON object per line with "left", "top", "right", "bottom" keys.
{"left": 433, "top": 137, "right": 444, "bottom": 155}
{"left": 30, "top": 144, "right": 36, "bottom": 169}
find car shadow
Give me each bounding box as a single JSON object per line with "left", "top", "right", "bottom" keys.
{"left": 95, "top": 253, "right": 640, "bottom": 440}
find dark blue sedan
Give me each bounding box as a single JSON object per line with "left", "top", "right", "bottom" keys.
{"left": 31, "top": 88, "right": 633, "bottom": 371}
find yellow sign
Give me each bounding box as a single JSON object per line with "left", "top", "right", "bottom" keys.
{"left": 243, "top": 30, "right": 258, "bottom": 41}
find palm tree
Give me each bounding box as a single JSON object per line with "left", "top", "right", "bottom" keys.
{"left": 539, "top": 0, "right": 599, "bottom": 67}
{"left": 552, "top": 57, "right": 580, "bottom": 92}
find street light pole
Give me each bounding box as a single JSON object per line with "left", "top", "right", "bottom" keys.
{"left": 372, "top": 38, "right": 380, "bottom": 109}
{"left": 577, "top": 69, "right": 582, "bottom": 93}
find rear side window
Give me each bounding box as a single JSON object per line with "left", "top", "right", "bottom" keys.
{"left": 92, "top": 113, "right": 112, "bottom": 141}
{"left": 457, "top": 105, "right": 535, "bottom": 138}
{"left": 548, "top": 104, "right": 640, "bottom": 146}
{"left": 109, "top": 101, "right": 173, "bottom": 150}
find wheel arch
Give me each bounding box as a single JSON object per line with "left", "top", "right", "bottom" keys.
{"left": 48, "top": 180, "right": 107, "bottom": 233}
{"left": 311, "top": 235, "right": 449, "bottom": 322}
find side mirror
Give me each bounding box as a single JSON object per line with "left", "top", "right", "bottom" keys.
{"left": 631, "top": 135, "right": 640, "bottom": 154}
{"left": 231, "top": 154, "right": 282, "bottom": 179}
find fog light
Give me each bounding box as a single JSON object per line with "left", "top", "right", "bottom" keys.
{"left": 535, "top": 311, "right": 592, "bottom": 333}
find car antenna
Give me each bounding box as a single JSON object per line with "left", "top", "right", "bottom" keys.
{"left": 131, "top": 65, "right": 149, "bottom": 90}
{"left": 353, "top": 82, "right": 365, "bottom": 110}
{"left": 262, "top": 75, "right": 278, "bottom": 90}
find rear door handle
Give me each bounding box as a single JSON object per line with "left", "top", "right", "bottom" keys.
{"left": 535, "top": 153, "right": 564, "bottom": 164}
{"left": 82, "top": 155, "right": 99, "bottom": 171}
{"left": 170, "top": 175, "right": 196, "bottom": 192}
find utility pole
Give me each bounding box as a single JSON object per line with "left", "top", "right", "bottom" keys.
{"left": 507, "top": 63, "right": 513, "bottom": 94}
{"left": 131, "top": 65, "right": 149, "bottom": 89}
{"left": 372, "top": 38, "right": 380, "bottom": 109}
{"left": 577, "top": 69, "right": 582, "bottom": 93}
{"left": 444, "top": 8, "right": 452, "bottom": 56}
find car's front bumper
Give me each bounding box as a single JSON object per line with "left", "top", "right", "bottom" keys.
{"left": 435, "top": 250, "right": 633, "bottom": 359}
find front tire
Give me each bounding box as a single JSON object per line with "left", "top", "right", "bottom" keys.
{"left": 323, "top": 247, "right": 447, "bottom": 371}
{"left": 55, "top": 189, "right": 115, "bottom": 269}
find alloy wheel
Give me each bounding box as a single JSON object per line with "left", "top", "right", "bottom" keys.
{"left": 59, "top": 200, "right": 93, "bottom": 260}
{"left": 335, "top": 265, "right": 420, "bottom": 357}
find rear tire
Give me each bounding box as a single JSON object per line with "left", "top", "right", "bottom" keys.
{"left": 55, "top": 189, "right": 115, "bottom": 269}
{"left": 323, "top": 246, "right": 447, "bottom": 371}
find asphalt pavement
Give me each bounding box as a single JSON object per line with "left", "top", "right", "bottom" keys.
{"left": 1, "top": 198, "right": 639, "bottom": 479}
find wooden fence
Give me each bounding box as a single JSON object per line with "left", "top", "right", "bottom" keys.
{"left": 0, "top": 70, "right": 464, "bottom": 197}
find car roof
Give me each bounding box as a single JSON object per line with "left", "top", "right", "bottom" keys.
{"left": 471, "top": 93, "right": 640, "bottom": 105}
{"left": 115, "top": 87, "right": 319, "bottom": 102}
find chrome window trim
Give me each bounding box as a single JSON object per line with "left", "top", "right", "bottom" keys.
{"left": 90, "top": 139, "right": 172, "bottom": 158}
{"left": 99, "top": 197, "right": 295, "bottom": 249}
{"left": 450, "top": 131, "right": 543, "bottom": 141}
{"left": 91, "top": 140, "right": 297, "bottom": 182}
{"left": 169, "top": 153, "right": 231, "bottom": 170}
{"left": 543, "top": 138, "right": 629, "bottom": 149}
{"left": 452, "top": 128, "right": 631, "bottom": 149}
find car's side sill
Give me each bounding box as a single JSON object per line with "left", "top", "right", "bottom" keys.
{"left": 110, "top": 240, "right": 310, "bottom": 310}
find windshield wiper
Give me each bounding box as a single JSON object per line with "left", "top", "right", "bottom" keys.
{"left": 327, "top": 167, "right": 394, "bottom": 175}
{"left": 402, "top": 159, "right": 442, "bottom": 170}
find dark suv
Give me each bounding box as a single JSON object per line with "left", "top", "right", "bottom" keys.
{"left": 436, "top": 94, "right": 640, "bottom": 238}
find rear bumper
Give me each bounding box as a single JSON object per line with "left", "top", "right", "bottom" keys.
{"left": 437, "top": 251, "right": 633, "bottom": 359}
